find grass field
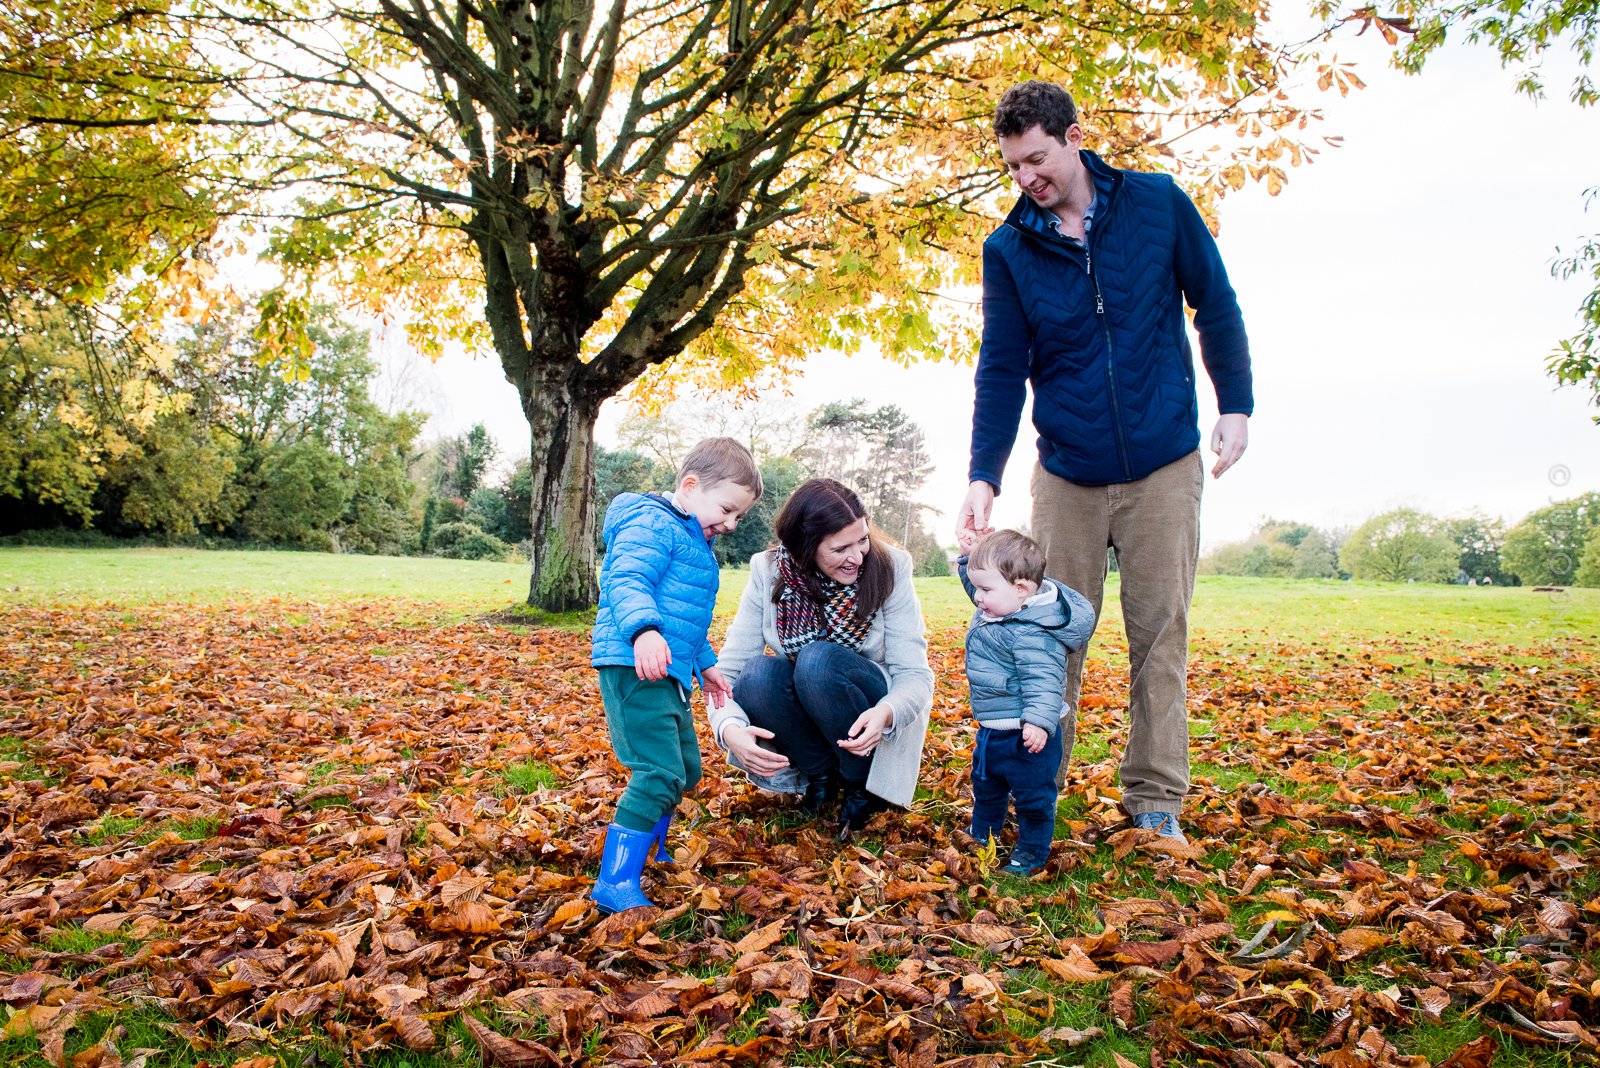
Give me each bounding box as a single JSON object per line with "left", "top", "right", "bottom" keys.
{"left": 7, "top": 546, "right": 1594, "bottom": 650}
{"left": 2, "top": 547, "right": 1597, "bottom": 1068}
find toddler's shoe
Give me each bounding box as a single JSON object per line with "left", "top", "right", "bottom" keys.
{"left": 1000, "top": 849, "right": 1046, "bottom": 876}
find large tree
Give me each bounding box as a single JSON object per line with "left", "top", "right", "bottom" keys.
{"left": 10, "top": 0, "right": 1339, "bottom": 607}
{"left": 1340, "top": 507, "right": 1458, "bottom": 583}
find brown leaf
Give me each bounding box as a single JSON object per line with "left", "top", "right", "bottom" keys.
{"left": 391, "top": 1014, "right": 436, "bottom": 1051}
{"left": 943, "top": 922, "right": 1022, "bottom": 949}
{"left": 1538, "top": 899, "right": 1580, "bottom": 932}
{"left": 1111, "top": 940, "right": 1184, "bottom": 966}
{"left": 1038, "top": 1025, "right": 1106, "bottom": 1046}
{"left": 70, "top": 1037, "right": 122, "bottom": 1068}
{"left": 730, "top": 919, "right": 787, "bottom": 956}
{"left": 37, "top": 796, "right": 98, "bottom": 832}
{"left": 1111, "top": 980, "right": 1137, "bottom": 1029}
{"left": 1342, "top": 859, "right": 1387, "bottom": 883}
{"left": 544, "top": 898, "right": 588, "bottom": 929}
{"left": 1436, "top": 1036, "right": 1497, "bottom": 1068}
{"left": 305, "top": 928, "right": 361, "bottom": 984}
{"left": 741, "top": 959, "right": 812, "bottom": 1000}
{"left": 1411, "top": 986, "right": 1451, "bottom": 1021}
{"left": 677, "top": 1036, "right": 782, "bottom": 1064}
{"left": 462, "top": 1014, "right": 561, "bottom": 1068}
{"left": 1334, "top": 927, "right": 1389, "bottom": 961}
{"left": 439, "top": 872, "right": 486, "bottom": 906}
{"left": 430, "top": 900, "right": 501, "bottom": 935}
{"left": 614, "top": 990, "right": 677, "bottom": 1021}
{"left": 883, "top": 879, "right": 952, "bottom": 900}
{"left": 1039, "top": 945, "right": 1105, "bottom": 983}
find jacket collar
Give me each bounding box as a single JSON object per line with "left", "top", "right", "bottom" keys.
{"left": 1002, "top": 149, "right": 1123, "bottom": 240}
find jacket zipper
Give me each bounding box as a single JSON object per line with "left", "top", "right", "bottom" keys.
{"left": 1084, "top": 235, "right": 1133, "bottom": 481}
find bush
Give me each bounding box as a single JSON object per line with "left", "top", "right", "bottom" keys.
{"left": 1576, "top": 527, "right": 1600, "bottom": 587}
{"left": 242, "top": 441, "right": 353, "bottom": 550}
{"left": 1339, "top": 509, "right": 1456, "bottom": 583}
{"left": 1503, "top": 493, "right": 1600, "bottom": 586}
{"left": 429, "top": 521, "right": 510, "bottom": 561}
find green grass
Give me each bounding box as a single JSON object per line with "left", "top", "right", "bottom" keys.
{"left": 5, "top": 549, "right": 1598, "bottom": 651}
{"left": 0, "top": 547, "right": 531, "bottom": 611}
{"left": 0, "top": 735, "right": 51, "bottom": 782}
{"left": 497, "top": 760, "right": 562, "bottom": 794}
{"left": 81, "top": 813, "right": 145, "bottom": 846}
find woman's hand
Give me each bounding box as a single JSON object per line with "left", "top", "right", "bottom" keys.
{"left": 724, "top": 723, "right": 791, "bottom": 777}
{"left": 838, "top": 703, "right": 894, "bottom": 757}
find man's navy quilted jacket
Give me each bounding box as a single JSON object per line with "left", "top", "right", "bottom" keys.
{"left": 969, "top": 150, "right": 1253, "bottom": 489}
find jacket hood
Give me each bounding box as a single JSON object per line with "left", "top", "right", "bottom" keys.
{"left": 602, "top": 492, "right": 696, "bottom": 544}
{"left": 977, "top": 578, "right": 1078, "bottom": 649}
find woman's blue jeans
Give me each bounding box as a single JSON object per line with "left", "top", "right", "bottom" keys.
{"left": 731, "top": 641, "right": 888, "bottom": 784}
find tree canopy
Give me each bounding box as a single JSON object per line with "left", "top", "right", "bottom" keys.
{"left": 6, "top": 0, "right": 1346, "bottom": 606}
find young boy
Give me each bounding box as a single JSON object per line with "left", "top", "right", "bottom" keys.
{"left": 589, "top": 437, "right": 763, "bottom": 913}
{"left": 955, "top": 528, "right": 1095, "bottom": 875}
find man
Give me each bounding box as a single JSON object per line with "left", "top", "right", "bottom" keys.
{"left": 957, "top": 81, "right": 1252, "bottom": 842}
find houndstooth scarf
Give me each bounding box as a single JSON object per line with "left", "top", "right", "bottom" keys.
{"left": 773, "top": 547, "right": 872, "bottom": 660}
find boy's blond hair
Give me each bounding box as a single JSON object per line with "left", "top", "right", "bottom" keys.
{"left": 968, "top": 529, "right": 1046, "bottom": 586}
{"left": 678, "top": 437, "right": 764, "bottom": 498}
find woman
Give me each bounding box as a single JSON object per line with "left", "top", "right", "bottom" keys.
{"left": 708, "top": 478, "right": 934, "bottom": 839}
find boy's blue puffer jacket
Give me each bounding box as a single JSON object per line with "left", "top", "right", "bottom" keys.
{"left": 591, "top": 493, "right": 719, "bottom": 691}
{"left": 970, "top": 150, "right": 1252, "bottom": 488}
{"left": 960, "top": 561, "right": 1096, "bottom": 734}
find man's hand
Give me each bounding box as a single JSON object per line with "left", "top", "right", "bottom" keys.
{"left": 1021, "top": 723, "right": 1048, "bottom": 753}
{"left": 838, "top": 703, "right": 894, "bottom": 757}
{"left": 957, "top": 481, "right": 997, "bottom": 540}
{"left": 701, "top": 666, "right": 732, "bottom": 708}
{"left": 723, "top": 723, "right": 791, "bottom": 777}
{"left": 1210, "top": 413, "right": 1249, "bottom": 479}
{"left": 633, "top": 630, "right": 671, "bottom": 681}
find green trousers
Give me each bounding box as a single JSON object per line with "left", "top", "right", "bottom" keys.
{"left": 597, "top": 667, "right": 703, "bottom": 832}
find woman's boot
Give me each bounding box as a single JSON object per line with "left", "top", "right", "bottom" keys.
{"left": 799, "top": 770, "right": 839, "bottom": 816}
{"left": 590, "top": 823, "right": 656, "bottom": 914}
{"left": 836, "top": 781, "right": 888, "bottom": 841}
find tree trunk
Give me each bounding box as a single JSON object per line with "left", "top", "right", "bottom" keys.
{"left": 521, "top": 369, "right": 601, "bottom": 612}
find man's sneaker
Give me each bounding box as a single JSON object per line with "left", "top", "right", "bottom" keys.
{"left": 1131, "top": 811, "right": 1187, "bottom": 842}
{"left": 999, "top": 850, "right": 1046, "bottom": 876}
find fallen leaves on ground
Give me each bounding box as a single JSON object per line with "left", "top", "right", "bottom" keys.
{"left": 0, "top": 603, "right": 1596, "bottom": 1066}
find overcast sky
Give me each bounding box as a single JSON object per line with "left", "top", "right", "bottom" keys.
{"left": 387, "top": 31, "right": 1600, "bottom": 550}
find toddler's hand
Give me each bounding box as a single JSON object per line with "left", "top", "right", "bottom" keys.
{"left": 956, "top": 527, "right": 978, "bottom": 554}
{"left": 1022, "top": 723, "right": 1048, "bottom": 753}
{"left": 701, "top": 666, "right": 732, "bottom": 708}
{"left": 633, "top": 630, "right": 671, "bottom": 681}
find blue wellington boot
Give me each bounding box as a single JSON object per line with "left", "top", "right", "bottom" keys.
{"left": 651, "top": 813, "right": 674, "bottom": 864}
{"left": 590, "top": 823, "right": 656, "bottom": 914}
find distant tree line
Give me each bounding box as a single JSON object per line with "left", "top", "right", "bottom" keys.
{"left": 2, "top": 293, "right": 423, "bottom": 553}
{"left": 1200, "top": 495, "right": 1600, "bottom": 587}
{"left": 2, "top": 295, "right": 949, "bottom": 572}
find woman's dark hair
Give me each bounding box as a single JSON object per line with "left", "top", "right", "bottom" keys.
{"left": 772, "top": 478, "right": 894, "bottom": 619}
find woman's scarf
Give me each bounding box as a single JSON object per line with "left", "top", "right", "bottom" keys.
{"left": 773, "top": 547, "right": 872, "bottom": 660}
